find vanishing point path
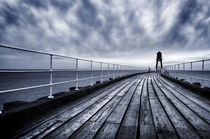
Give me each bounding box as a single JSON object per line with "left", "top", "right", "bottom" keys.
{"left": 13, "top": 73, "right": 210, "bottom": 139}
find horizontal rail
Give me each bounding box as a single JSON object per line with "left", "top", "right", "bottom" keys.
{"left": 0, "top": 69, "right": 136, "bottom": 73}
{"left": 0, "top": 44, "right": 142, "bottom": 100}
{"left": 0, "top": 71, "right": 133, "bottom": 94}
{"left": 0, "top": 44, "right": 137, "bottom": 69}
{"left": 162, "top": 58, "right": 210, "bottom": 87}
{"left": 164, "top": 59, "right": 210, "bottom": 68}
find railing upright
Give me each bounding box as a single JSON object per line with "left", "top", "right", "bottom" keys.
{"left": 119, "top": 65, "right": 121, "bottom": 77}
{"left": 48, "top": 54, "right": 54, "bottom": 98}
{"left": 117, "top": 65, "right": 119, "bottom": 77}
{"left": 75, "top": 59, "right": 79, "bottom": 90}
{"left": 112, "top": 64, "right": 114, "bottom": 79}
{"left": 90, "top": 61, "right": 93, "bottom": 86}
{"left": 201, "top": 60, "right": 204, "bottom": 87}
{"left": 100, "top": 62, "right": 103, "bottom": 83}
{"left": 108, "top": 63, "right": 110, "bottom": 80}
{"left": 122, "top": 66, "right": 125, "bottom": 76}
{"left": 190, "top": 62, "right": 192, "bottom": 83}
{"left": 174, "top": 65, "right": 176, "bottom": 76}
{"left": 178, "top": 64, "right": 180, "bottom": 75}
{"left": 171, "top": 65, "right": 173, "bottom": 75}
{"left": 183, "top": 63, "right": 185, "bottom": 79}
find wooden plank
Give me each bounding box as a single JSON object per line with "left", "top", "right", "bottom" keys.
{"left": 14, "top": 79, "right": 131, "bottom": 137}
{"left": 151, "top": 76, "right": 201, "bottom": 139}
{"left": 148, "top": 77, "right": 178, "bottom": 139}
{"left": 139, "top": 77, "right": 156, "bottom": 139}
{"left": 159, "top": 76, "right": 210, "bottom": 112}
{"left": 19, "top": 79, "right": 133, "bottom": 138}
{"left": 45, "top": 79, "right": 140, "bottom": 139}
{"left": 94, "top": 122, "right": 119, "bottom": 139}
{"left": 71, "top": 78, "right": 143, "bottom": 139}
{"left": 70, "top": 78, "right": 140, "bottom": 139}
{"left": 94, "top": 78, "right": 141, "bottom": 139}
{"left": 154, "top": 77, "right": 210, "bottom": 138}
{"left": 116, "top": 77, "right": 144, "bottom": 139}
{"left": 70, "top": 96, "right": 122, "bottom": 139}
{"left": 158, "top": 74, "right": 210, "bottom": 105}
{"left": 157, "top": 78, "right": 210, "bottom": 124}
{"left": 107, "top": 80, "right": 140, "bottom": 124}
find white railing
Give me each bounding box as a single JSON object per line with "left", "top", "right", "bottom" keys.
{"left": 162, "top": 59, "right": 210, "bottom": 87}
{"left": 0, "top": 44, "right": 141, "bottom": 99}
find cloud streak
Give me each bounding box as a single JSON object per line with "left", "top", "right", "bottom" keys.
{"left": 0, "top": 0, "right": 210, "bottom": 67}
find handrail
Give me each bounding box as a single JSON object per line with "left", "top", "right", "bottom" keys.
{"left": 0, "top": 44, "right": 141, "bottom": 99}
{"left": 162, "top": 59, "right": 210, "bottom": 87}
{"left": 0, "top": 44, "right": 137, "bottom": 69}
{"left": 164, "top": 59, "right": 210, "bottom": 67}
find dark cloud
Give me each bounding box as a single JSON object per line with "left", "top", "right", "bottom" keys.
{"left": 1, "top": 4, "right": 19, "bottom": 26}
{"left": 178, "top": 0, "right": 200, "bottom": 24}
{"left": 0, "top": 0, "right": 209, "bottom": 66}
{"left": 76, "top": 0, "right": 101, "bottom": 28}
{"left": 50, "top": 0, "right": 76, "bottom": 13}
{"left": 22, "top": 0, "right": 48, "bottom": 9}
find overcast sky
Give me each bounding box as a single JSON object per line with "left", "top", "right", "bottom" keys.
{"left": 0, "top": 0, "right": 210, "bottom": 69}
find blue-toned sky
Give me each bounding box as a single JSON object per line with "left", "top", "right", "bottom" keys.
{"left": 0, "top": 0, "right": 210, "bottom": 68}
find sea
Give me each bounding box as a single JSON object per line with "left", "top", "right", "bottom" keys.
{"left": 0, "top": 70, "right": 209, "bottom": 111}
{"left": 0, "top": 70, "right": 141, "bottom": 110}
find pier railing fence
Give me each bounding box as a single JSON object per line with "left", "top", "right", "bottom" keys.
{"left": 162, "top": 59, "right": 210, "bottom": 87}
{"left": 0, "top": 44, "right": 140, "bottom": 99}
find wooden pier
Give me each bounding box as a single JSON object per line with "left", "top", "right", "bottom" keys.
{"left": 11, "top": 73, "right": 210, "bottom": 139}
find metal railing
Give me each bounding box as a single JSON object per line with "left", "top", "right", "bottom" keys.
{"left": 0, "top": 44, "right": 141, "bottom": 99}
{"left": 162, "top": 59, "right": 210, "bottom": 87}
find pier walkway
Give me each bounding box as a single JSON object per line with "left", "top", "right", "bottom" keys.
{"left": 12, "top": 73, "right": 210, "bottom": 139}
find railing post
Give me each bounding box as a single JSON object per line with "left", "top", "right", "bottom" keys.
{"left": 100, "top": 62, "right": 103, "bottom": 83}
{"left": 112, "top": 64, "right": 114, "bottom": 79}
{"left": 121, "top": 65, "right": 123, "bottom": 76}
{"left": 48, "top": 54, "right": 54, "bottom": 99}
{"left": 201, "top": 60, "right": 204, "bottom": 87}
{"left": 90, "top": 61, "right": 93, "bottom": 86}
{"left": 178, "top": 64, "right": 180, "bottom": 76}
{"left": 123, "top": 66, "right": 125, "bottom": 76}
{"left": 190, "top": 62, "right": 192, "bottom": 83}
{"left": 75, "top": 59, "right": 79, "bottom": 90}
{"left": 119, "top": 65, "right": 121, "bottom": 76}
{"left": 174, "top": 65, "right": 176, "bottom": 76}
{"left": 183, "top": 63, "right": 185, "bottom": 80}
{"left": 108, "top": 63, "right": 110, "bottom": 80}
{"left": 117, "top": 65, "right": 119, "bottom": 77}
{"left": 172, "top": 66, "right": 173, "bottom": 75}
{"left": 119, "top": 65, "right": 121, "bottom": 77}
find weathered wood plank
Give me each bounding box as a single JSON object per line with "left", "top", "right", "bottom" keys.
{"left": 19, "top": 79, "right": 133, "bottom": 138}
{"left": 70, "top": 78, "right": 141, "bottom": 139}
{"left": 12, "top": 73, "right": 210, "bottom": 139}
{"left": 159, "top": 76, "right": 210, "bottom": 112}
{"left": 154, "top": 77, "right": 210, "bottom": 138}
{"left": 157, "top": 74, "right": 210, "bottom": 105}
{"left": 116, "top": 77, "right": 144, "bottom": 139}
{"left": 139, "top": 77, "right": 156, "bottom": 139}
{"left": 94, "top": 78, "right": 141, "bottom": 139}
{"left": 157, "top": 78, "right": 210, "bottom": 124}
{"left": 70, "top": 97, "right": 121, "bottom": 139}
{"left": 45, "top": 79, "right": 139, "bottom": 139}
{"left": 151, "top": 76, "right": 201, "bottom": 139}
{"left": 14, "top": 79, "right": 131, "bottom": 138}
{"left": 148, "top": 77, "right": 178, "bottom": 139}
